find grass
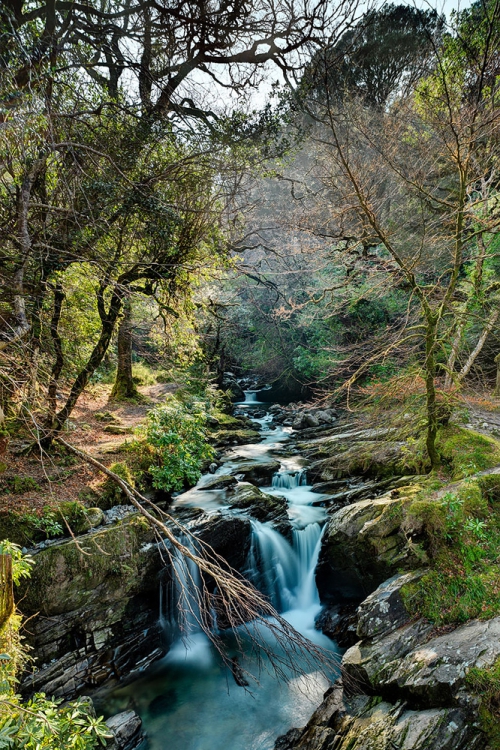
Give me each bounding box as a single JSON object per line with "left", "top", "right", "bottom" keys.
{"left": 401, "top": 475, "right": 500, "bottom": 625}
{"left": 466, "top": 657, "right": 500, "bottom": 749}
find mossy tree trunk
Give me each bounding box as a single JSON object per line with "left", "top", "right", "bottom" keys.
{"left": 111, "top": 295, "right": 139, "bottom": 400}
{"left": 494, "top": 353, "right": 500, "bottom": 398}
{"left": 425, "top": 314, "right": 440, "bottom": 470}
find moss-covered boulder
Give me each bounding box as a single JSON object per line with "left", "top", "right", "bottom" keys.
{"left": 227, "top": 483, "right": 289, "bottom": 527}
{"left": 316, "top": 490, "right": 423, "bottom": 602}
{"left": 21, "top": 514, "right": 159, "bottom": 617}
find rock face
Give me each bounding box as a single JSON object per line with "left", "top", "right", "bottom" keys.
{"left": 21, "top": 514, "right": 165, "bottom": 700}
{"left": 347, "top": 616, "right": 500, "bottom": 708}
{"left": 105, "top": 710, "right": 144, "bottom": 750}
{"left": 226, "top": 483, "right": 289, "bottom": 528}
{"left": 316, "top": 493, "right": 422, "bottom": 601}
{"left": 20, "top": 509, "right": 253, "bottom": 701}
{"left": 275, "top": 682, "right": 485, "bottom": 750}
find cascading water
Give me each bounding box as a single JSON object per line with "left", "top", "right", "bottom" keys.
{"left": 248, "top": 520, "right": 324, "bottom": 638}
{"left": 102, "top": 398, "right": 339, "bottom": 750}
{"left": 272, "top": 469, "right": 308, "bottom": 491}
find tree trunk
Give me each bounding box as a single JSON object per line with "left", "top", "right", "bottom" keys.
{"left": 111, "top": 295, "right": 139, "bottom": 401}
{"left": 425, "top": 315, "right": 440, "bottom": 470}
{"left": 494, "top": 353, "right": 500, "bottom": 398}
{"left": 42, "top": 287, "right": 125, "bottom": 444}
{"left": 47, "top": 282, "right": 65, "bottom": 415}
{"left": 458, "top": 309, "right": 499, "bottom": 384}
{"left": 444, "top": 320, "right": 466, "bottom": 390}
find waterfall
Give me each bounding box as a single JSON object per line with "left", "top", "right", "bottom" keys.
{"left": 292, "top": 524, "right": 323, "bottom": 610}
{"left": 243, "top": 390, "right": 258, "bottom": 403}
{"left": 247, "top": 522, "right": 298, "bottom": 612}
{"left": 159, "top": 536, "right": 203, "bottom": 644}
{"left": 272, "top": 469, "right": 308, "bottom": 490}
{"left": 248, "top": 520, "right": 323, "bottom": 620}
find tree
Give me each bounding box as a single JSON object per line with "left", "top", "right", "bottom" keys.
{"left": 303, "top": 4, "right": 444, "bottom": 108}
{"left": 283, "top": 0, "right": 500, "bottom": 467}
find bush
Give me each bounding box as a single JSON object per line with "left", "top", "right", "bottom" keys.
{"left": 145, "top": 396, "right": 214, "bottom": 492}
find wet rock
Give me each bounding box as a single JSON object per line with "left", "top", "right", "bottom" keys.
{"left": 193, "top": 512, "right": 252, "bottom": 573}
{"left": 274, "top": 682, "right": 485, "bottom": 750}
{"left": 211, "top": 428, "right": 262, "bottom": 448}
{"left": 356, "top": 571, "right": 424, "bottom": 640}
{"left": 227, "top": 483, "right": 289, "bottom": 527}
{"left": 197, "top": 474, "right": 237, "bottom": 490}
{"left": 316, "top": 493, "right": 422, "bottom": 602}
{"left": 105, "top": 710, "right": 144, "bottom": 750}
{"left": 315, "top": 603, "right": 359, "bottom": 648}
{"left": 221, "top": 377, "right": 245, "bottom": 402}
{"left": 230, "top": 458, "right": 281, "bottom": 486}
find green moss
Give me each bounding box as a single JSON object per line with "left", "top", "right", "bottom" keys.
{"left": 21, "top": 515, "right": 154, "bottom": 616}
{"left": 4, "top": 476, "right": 41, "bottom": 495}
{"left": 436, "top": 425, "right": 500, "bottom": 479}
{"left": 402, "top": 478, "right": 500, "bottom": 625}
{"left": 97, "top": 461, "right": 135, "bottom": 509}
{"left": 466, "top": 657, "right": 500, "bottom": 749}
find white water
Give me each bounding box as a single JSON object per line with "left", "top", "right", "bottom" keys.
{"left": 103, "top": 391, "right": 338, "bottom": 749}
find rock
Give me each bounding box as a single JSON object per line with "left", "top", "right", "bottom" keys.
{"left": 315, "top": 603, "right": 359, "bottom": 648}
{"left": 20, "top": 515, "right": 165, "bottom": 701}
{"left": 356, "top": 571, "right": 424, "bottom": 639}
{"left": 211, "top": 428, "right": 262, "bottom": 447}
{"left": 103, "top": 424, "right": 134, "bottom": 435}
{"left": 198, "top": 474, "right": 237, "bottom": 490}
{"left": 374, "top": 616, "right": 500, "bottom": 708}
{"left": 226, "top": 483, "right": 289, "bottom": 526}
{"left": 316, "top": 493, "right": 422, "bottom": 602}
{"left": 292, "top": 413, "right": 320, "bottom": 430}
{"left": 72, "top": 507, "right": 105, "bottom": 534}
{"left": 229, "top": 458, "right": 281, "bottom": 486}
{"left": 221, "top": 377, "right": 245, "bottom": 402}
{"left": 274, "top": 681, "right": 485, "bottom": 750}
{"left": 105, "top": 710, "right": 143, "bottom": 750}
{"left": 193, "top": 512, "right": 252, "bottom": 573}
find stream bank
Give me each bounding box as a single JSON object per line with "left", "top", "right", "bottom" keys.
{"left": 17, "top": 387, "right": 500, "bottom": 749}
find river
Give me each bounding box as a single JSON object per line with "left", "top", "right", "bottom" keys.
{"left": 102, "top": 390, "right": 340, "bottom": 750}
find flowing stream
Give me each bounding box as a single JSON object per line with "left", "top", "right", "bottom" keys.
{"left": 103, "top": 390, "right": 339, "bottom": 749}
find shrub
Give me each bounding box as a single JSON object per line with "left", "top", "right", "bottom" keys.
{"left": 145, "top": 396, "right": 214, "bottom": 492}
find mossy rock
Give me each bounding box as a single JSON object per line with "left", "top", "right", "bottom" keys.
{"left": 210, "top": 428, "right": 262, "bottom": 448}
{"left": 20, "top": 515, "right": 158, "bottom": 617}
{"left": 97, "top": 462, "right": 135, "bottom": 510}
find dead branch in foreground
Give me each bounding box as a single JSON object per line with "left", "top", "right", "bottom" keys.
{"left": 55, "top": 436, "right": 339, "bottom": 688}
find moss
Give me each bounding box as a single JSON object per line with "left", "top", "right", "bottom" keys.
{"left": 97, "top": 461, "right": 135, "bottom": 509}
{"left": 436, "top": 425, "right": 500, "bottom": 479}
{"left": 210, "top": 428, "right": 261, "bottom": 447}
{"left": 20, "top": 515, "right": 155, "bottom": 616}
{"left": 466, "top": 657, "right": 500, "bottom": 749}
{"left": 402, "top": 477, "right": 500, "bottom": 625}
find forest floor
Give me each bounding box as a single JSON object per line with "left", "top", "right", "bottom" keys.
{"left": 2, "top": 382, "right": 500, "bottom": 521}
{"left": 0, "top": 382, "right": 177, "bottom": 515}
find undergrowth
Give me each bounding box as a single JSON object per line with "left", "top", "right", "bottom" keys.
{"left": 402, "top": 475, "right": 500, "bottom": 624}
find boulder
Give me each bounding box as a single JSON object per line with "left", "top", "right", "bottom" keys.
{"left": 105, "top": 710, "right": 144, "bottom": 750}
{"left": 197, "top": 474, "right": 237, "bottom": 490}
{"left": 274, "top": 682, "right": 485, "bottom": 750}
{"left": 192, "top": 512, "right": 252, "bottom": 573}
{"left": 226, "top": 483, "right": 289, "bottom": 527}
{"left": 356, "top": 571, "right": 424, "bottom": 639}
{"left": 229, "top": 458, "right": 281, "bottom": 486}
{"left": 316, "top": 493, "right": 422, "bottom": 602}
{"left": 372, "top": 616, "right": 500, "bottom": 708}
